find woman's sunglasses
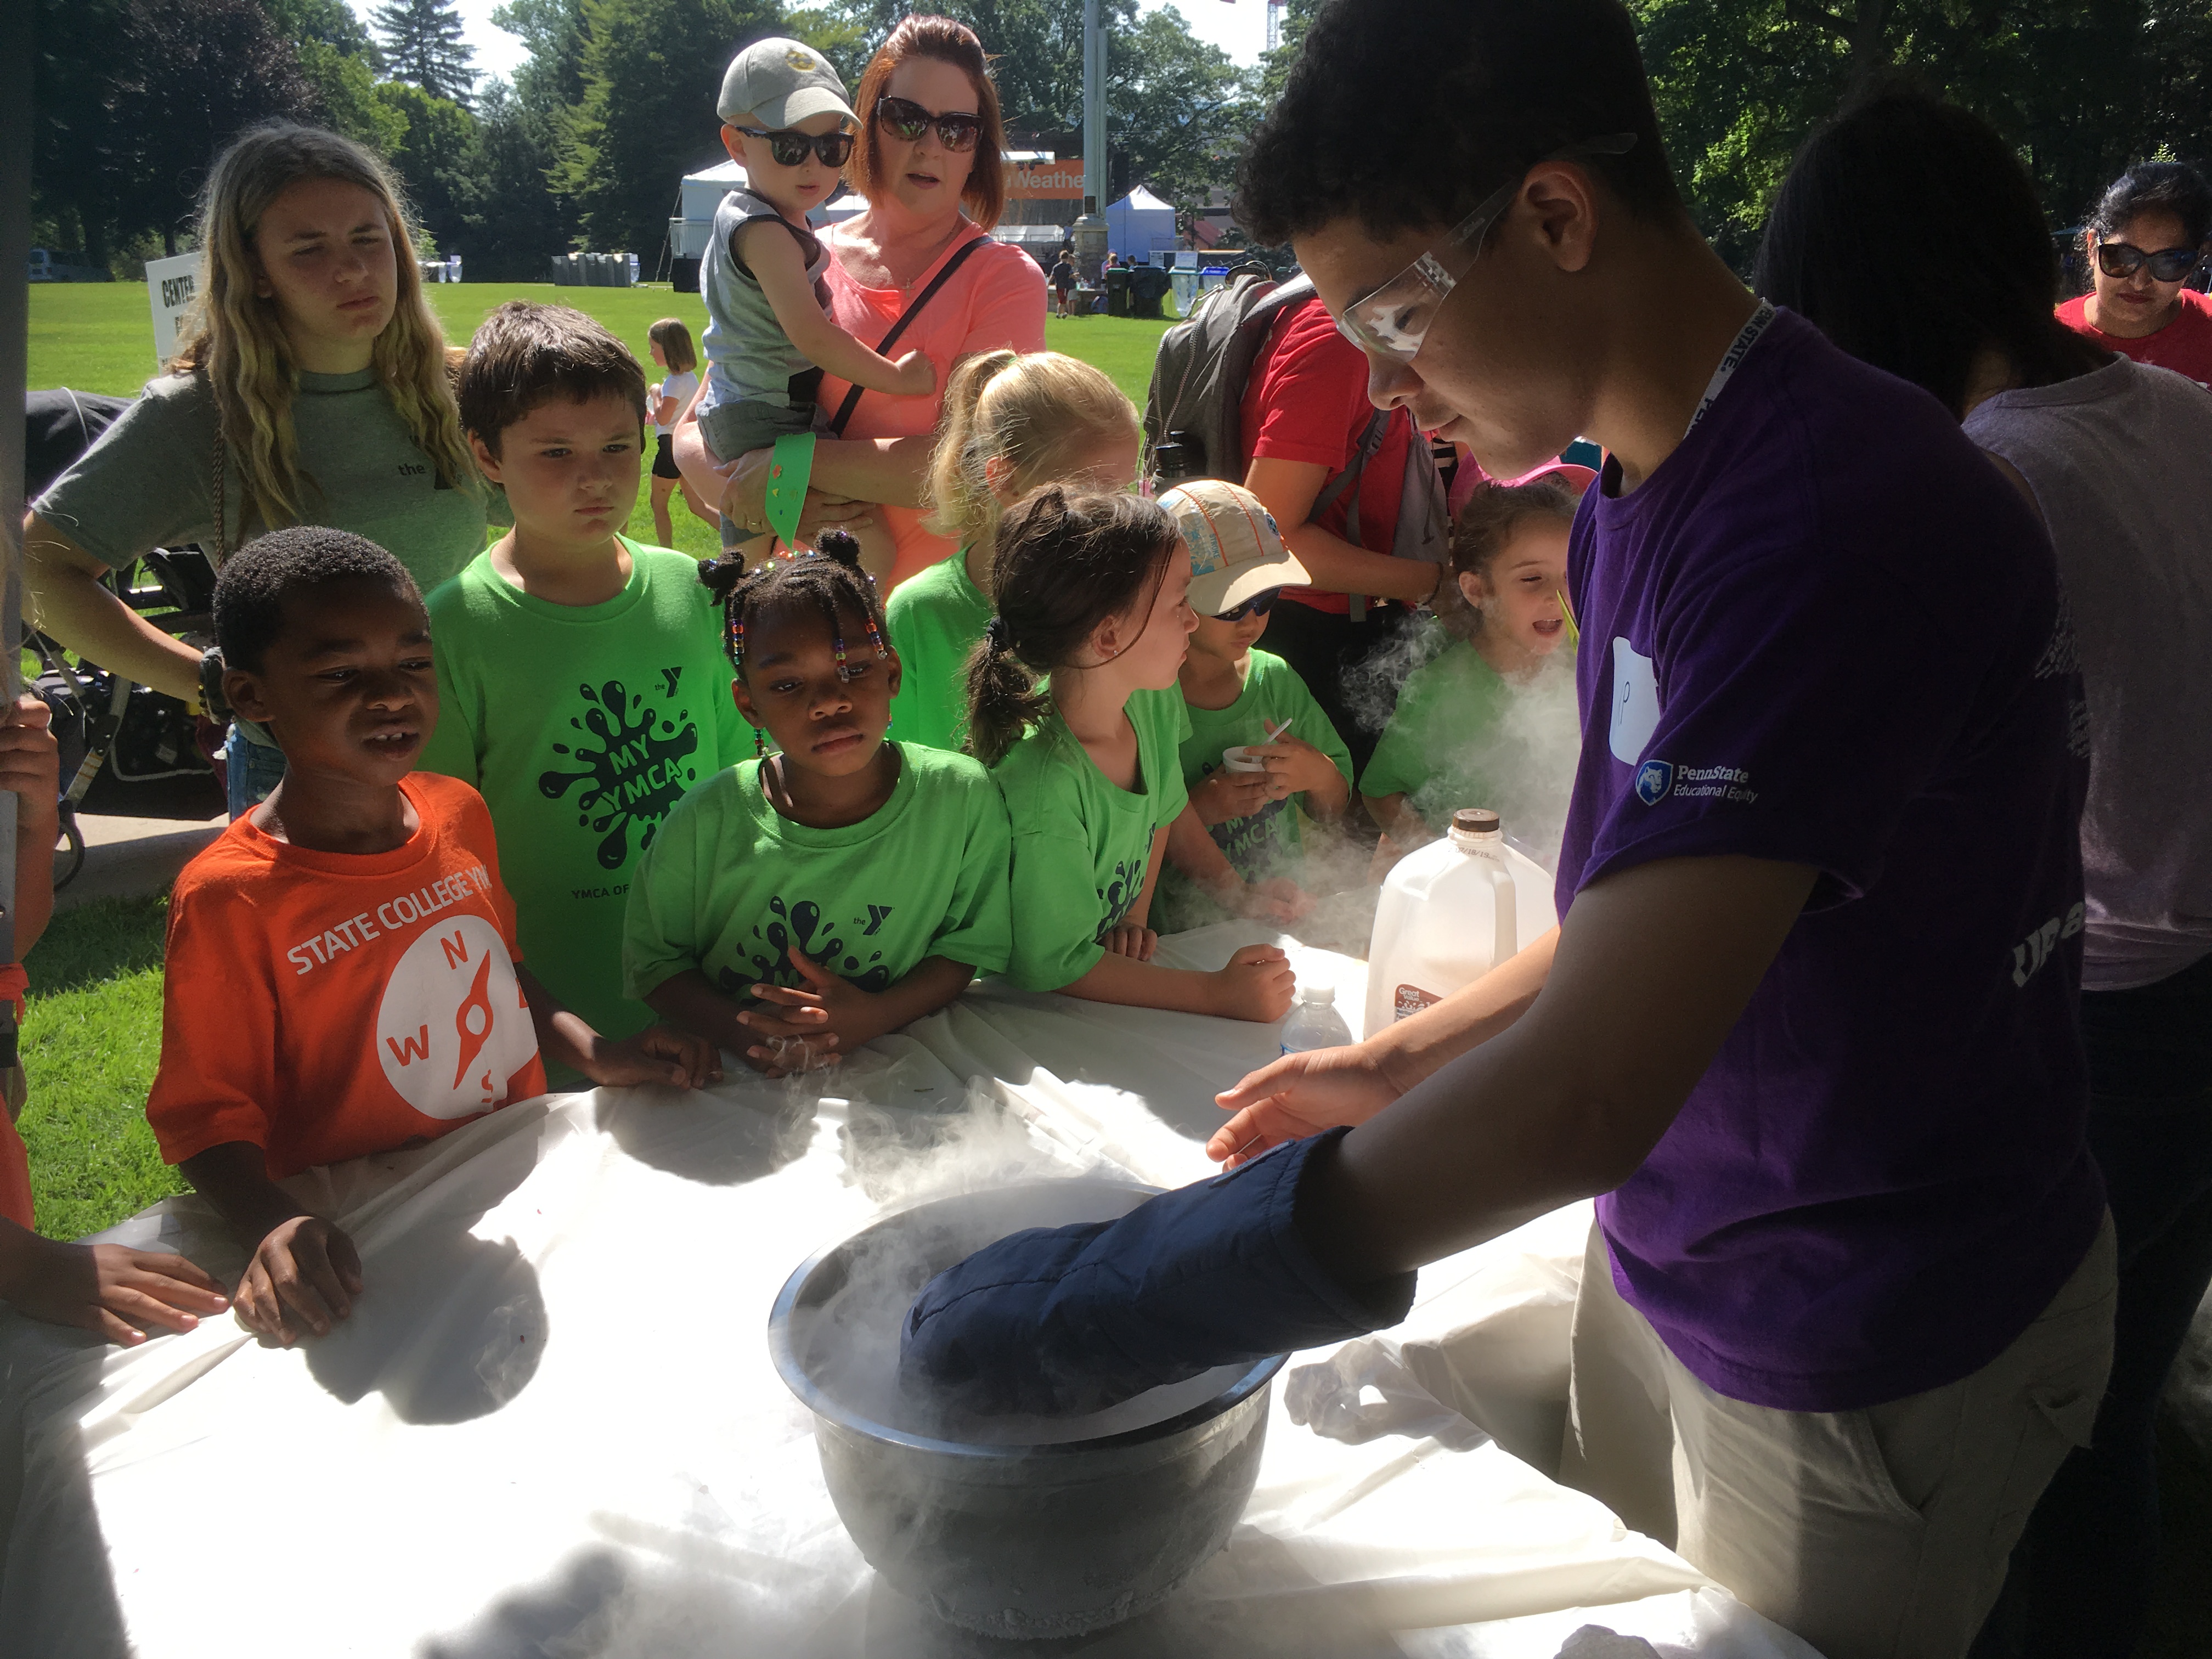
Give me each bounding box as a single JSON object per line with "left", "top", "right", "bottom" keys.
{"left": 2095, "top": 238, "right": 2202, "bottom": 283}
{"left": 874, "top": 95, "right": 983, "bottom": 154}
{"left": 733, "top": 126, "right": 855, "bottom": 168}
{"left": 1211, "top": 589, "right": 1281, "bottom": 622}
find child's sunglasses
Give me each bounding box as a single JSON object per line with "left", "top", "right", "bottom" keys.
{"left": 734, "top": 126, "right": 855, "bottom": 168}
{"left": 873, "top": 95, "right": 983, "bottom": 154}
{"left": 1212, "top": 588, "right": 1281, "bottom": 622}
{"left": 2095, "top": 238, "right": 2202, "bottom": 283}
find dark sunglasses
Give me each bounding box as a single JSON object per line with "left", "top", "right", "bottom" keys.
{"left": 2095, "top": 238, "right": 2202, "bottom": 283}
{"left": 1211, "top": 588, "right": 1281, "bottom": 623}
{"left": 873, "top": 95, "right": 983, "bottom": 153}
{"left": 733, "top": 126, "right": 855, "bottom": 168}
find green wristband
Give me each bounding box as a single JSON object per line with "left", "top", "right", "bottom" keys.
{"left": 764, "top": 433, "right": 817, "bottom": 554}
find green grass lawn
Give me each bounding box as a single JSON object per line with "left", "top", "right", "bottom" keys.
{"left": 30, "top": 282, "right": 1172, "bottom": 571}
{"left": 19, "top": 281, "right": 1173, "bottom": 1239}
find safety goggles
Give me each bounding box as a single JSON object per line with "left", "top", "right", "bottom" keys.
{"left": 2095, "top": 238, "right": 2202, "bottom": 283}
{"left": 1334, "top": 135, "right": 1639, "bottom": 364}
{"left": 1211, "top": 588, "right": 1281, "bottom": 622}
{"left": 733, "top": 126, "right": 855, "bottom": 168}
{"left": 874, "top": 95, "right": 982, "bottom": 154}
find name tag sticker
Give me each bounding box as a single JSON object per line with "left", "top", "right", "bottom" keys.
{"left": 1609, "top": 637, "right": 1661, "bottom": 764}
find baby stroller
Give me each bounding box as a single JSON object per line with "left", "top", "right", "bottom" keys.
{"left": 24, "top": 390, "right": 226, "bottom": 887}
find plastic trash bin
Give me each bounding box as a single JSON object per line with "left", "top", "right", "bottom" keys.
{"left": 1170, "top": 269, "right": 1200, "bottom": 314}
{"left": 1199, "top": 266, "right": 1229, "bottom": 295}
{"left": 1105, "top": 266, "right": 1132, "bottom": 317}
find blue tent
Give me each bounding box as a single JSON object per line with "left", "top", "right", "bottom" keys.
{"left": 1106, "top": 187, "right": 1177, "bottom": 261}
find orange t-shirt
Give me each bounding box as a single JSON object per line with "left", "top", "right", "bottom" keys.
{"left": 148, "top": 774, "right": 548, "bottom": 1179}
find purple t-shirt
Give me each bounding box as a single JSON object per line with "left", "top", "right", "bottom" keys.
{"left": 1560, "top": 308, "right": 2104, "bottom": 1413}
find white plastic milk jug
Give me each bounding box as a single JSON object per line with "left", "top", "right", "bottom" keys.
{"left": 1363, "top": 808, "right": 1558, "bottom": 1039}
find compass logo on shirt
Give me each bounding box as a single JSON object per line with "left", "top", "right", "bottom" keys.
{"left": 375, "top": 914, "right": 539, "bottom": 1118}
{"left": 538, "top": 674, "right": 703, "bottom": 871}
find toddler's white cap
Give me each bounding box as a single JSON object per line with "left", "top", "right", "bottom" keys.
{"left": 719, "top": 38, "right": 855, "bottom": 128}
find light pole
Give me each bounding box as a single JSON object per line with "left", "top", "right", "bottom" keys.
{"left": 1072, "top": 0, "right": 1110, "bottom": 284}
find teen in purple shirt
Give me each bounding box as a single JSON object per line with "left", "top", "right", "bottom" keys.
{"left": 899, "top": 2, "right": 2114, "bottom": 1650}
{"left": 1562, "top": 302, "right": 2103, "bottom": 1410}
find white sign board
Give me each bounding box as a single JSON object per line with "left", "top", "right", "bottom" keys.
{"left": 146, "top": 252, "right": 202, "bottom": 368}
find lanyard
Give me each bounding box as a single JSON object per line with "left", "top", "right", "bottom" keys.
{"left": 1684, "top": 298, "right": 1777, "bottom": 439}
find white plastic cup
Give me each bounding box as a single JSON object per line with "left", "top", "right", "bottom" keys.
{"left": 1222, "top": 746, "right": 1266, "bottom": 774}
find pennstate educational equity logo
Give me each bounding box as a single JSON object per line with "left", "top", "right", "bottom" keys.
{"left": 1635, "top": 759, "right": 1674, "bottom": 805}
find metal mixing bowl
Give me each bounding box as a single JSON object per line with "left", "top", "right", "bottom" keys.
{"left": 768, "top": 1179, "right": 1285, "bottom": 1639}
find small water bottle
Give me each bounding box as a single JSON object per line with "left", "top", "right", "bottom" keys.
{"left": 1279, "top": 977, "right": 1355, "bottom": 1056}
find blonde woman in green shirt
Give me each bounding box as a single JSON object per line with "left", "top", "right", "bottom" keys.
{"left": 967, "top": 487, "right": 1297, "bottom": 1022}
{"left": 625, "top": 532, "right": 1013, "bottom": 1078}
{"left": 885, "top": 349, "right": 1141, "bottom": 752}
{"left": 27, "top": 123, "right": 486, "bottom": 817}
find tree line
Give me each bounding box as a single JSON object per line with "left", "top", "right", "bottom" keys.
{"left": 29, "top": 0, "right": 1256, "bottom": 283}
{"left": 31, "top": 0, "right": 2212, "bottom": 285}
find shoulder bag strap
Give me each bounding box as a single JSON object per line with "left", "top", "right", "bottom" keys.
{"left": 827, "top": 233, "right": 989, "bottom": 438}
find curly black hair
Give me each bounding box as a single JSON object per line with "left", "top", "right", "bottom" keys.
{"left": 2089, "top": 160, "right": 2212, "bottom": 251}
{"left": 212, "top": 526, "right": 422, "bottom": 674}
{"left": 697, "top": 529, "right": 889, "bottom": 684}
{"left": 1237, "top": 0, "right": 1681, "bottom": 249}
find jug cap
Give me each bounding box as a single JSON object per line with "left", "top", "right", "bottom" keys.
{"left": 1451, "top": 808, "right": 1502, "bottom": 839}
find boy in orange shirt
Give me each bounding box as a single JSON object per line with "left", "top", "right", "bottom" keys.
{"left": 150, "top": 527, "right": 718, "bottom": 1346}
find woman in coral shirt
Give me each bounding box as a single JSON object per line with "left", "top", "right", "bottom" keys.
{"left": 679, "top": 14, "right": 1047, "bottom": 590}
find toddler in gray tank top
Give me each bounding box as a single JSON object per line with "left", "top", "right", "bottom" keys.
{"left": 700, "top": 38, "right": 938, "bottom": 553}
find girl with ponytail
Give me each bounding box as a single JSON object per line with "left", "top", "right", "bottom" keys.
{"left": 886, "top": 349, "right": 1141, "bottom": 751}
{"left": 973, "top": 488, "right": 1299, "bottom": 1022}
{"left": 622, "top": 532, "right": 1013, "bottom": 1077}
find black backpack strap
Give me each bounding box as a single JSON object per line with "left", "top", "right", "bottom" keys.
{"left": 827, "top": 235, "right": 989, "bottom": 438}
{"left": 1312, "top": 408, "right": 1390, "bottom": 541}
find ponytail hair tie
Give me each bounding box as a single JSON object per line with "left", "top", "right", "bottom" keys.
{"left": 985, "top": 615, "right": 1013, "bottom": 651}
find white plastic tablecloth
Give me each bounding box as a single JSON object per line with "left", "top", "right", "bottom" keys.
{"left": 0, "top": 925, "right": 1821, "bottom": 1658}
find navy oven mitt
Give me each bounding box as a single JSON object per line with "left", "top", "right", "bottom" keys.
{"left": 898, "top": 1128, "right": 1418, "bottom": 1418}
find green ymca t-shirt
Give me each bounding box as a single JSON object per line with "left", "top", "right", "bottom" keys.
{"left": 416, "top": 539, "right": 748, "bottom": 1043}
{"left": 885, "top": 550, "right": 994, "bottom": 753}
{"left": 620, "top": 743, "right": 1013, "bottom": 1011}
{"left": 1154, "top": 649, "right": 1352, "bottom": 932}
{"left": 1361, "top": 638, "right": 1577, "bottom": 834}
{"left": 990, "top": 686, "right": 1192, "bottom": 991}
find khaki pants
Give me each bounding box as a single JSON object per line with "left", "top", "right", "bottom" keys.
{"left": 1559, "top": 1215, "right": 2116, "bottom": 1659}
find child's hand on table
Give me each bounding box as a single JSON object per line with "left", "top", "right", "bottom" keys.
{"left": 0, "top": 1226, "right": 229, "bottom": 1345}
{"left": 578, "top": 1023, "right": 721, "bottom": 1090}
{"left": 1210, "top": 944, "right": 1297, "bottom": 1022}
{"left": 736, "top": 947, "right": 877, "bottom": 1076}
{"left": 1100, "top": 923, "right": 1158, "bottom": 962}
{"left": 1250, "top": 736, "right": 1339, "bottom": 803}
{"left": 1190, "top": 767, "right": 1271, "bottom": 827}
{"left": 235, "top": 1215, "right": 364, "bottom": 1346}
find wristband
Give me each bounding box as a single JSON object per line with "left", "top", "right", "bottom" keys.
{"left": 764, "top": 433, "right": 817, "bottom": 554}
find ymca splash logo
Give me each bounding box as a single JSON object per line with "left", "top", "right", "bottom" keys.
{"left": 539, "top": 673, "right": 703, "bottom": 871}
{"left": 1635, "top": 759, "right": 1674, "bottom": 805}
{"left": 375, "top": 914, "right": 538, "bottom": 1118}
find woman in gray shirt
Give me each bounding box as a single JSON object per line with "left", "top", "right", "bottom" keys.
{"left": 1757, "top": 89, "right": 2212, "bottom": 1659}
{"left": 26, "top": 122, "right": 486, "bottom": 815}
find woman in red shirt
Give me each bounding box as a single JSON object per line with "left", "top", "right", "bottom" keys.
{"left": 2056, "top": 161, "right": 2212, "bottom": 387}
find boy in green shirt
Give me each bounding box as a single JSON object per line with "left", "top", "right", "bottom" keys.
{"left": 418, "top": 302, "right": 751, "bottom": 1054}
{"left": 1154, "top": 481, "right": 1353, "bottom": 931}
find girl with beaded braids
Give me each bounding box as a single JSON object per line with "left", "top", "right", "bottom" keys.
{"left": 972, "top": 487, "right": 1299, "bottom": 1022}
{"left": 621, "top": 531, "right": 1013, "bottom": 1077}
